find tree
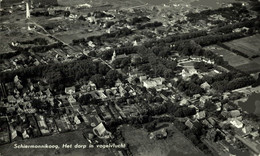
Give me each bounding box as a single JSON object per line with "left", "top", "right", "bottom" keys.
{"left": 174, "top": 107, "right": 196, "bottom": 117}
{"left": 204, "top": 101, "right": 217, "bottom": 112}
{"left": 90, "top": 74, "right": 105, "bottom": 88}
{"left": 98, "top": 63, "right": 110, "bottom": 75}
{"left": 105, "top": 70, "right": 122, "bottom": 87}
{"left": 78, "top": 94, "right": 92, "bottom": 105}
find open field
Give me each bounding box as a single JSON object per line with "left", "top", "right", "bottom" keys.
{"left": 236, "top": 62, "right": 260, "bottom": 73}
{"left": 0, "top": 130, "right": 113, "bottom": 156}
{"left": 223, "top": 34, "right": 260, "bottom": 58}
{"left": 121, "top": 124, "right": 203, "bottom": 156}
{"left": 205, "top": 45, "right": 251, "bottom": 67}
{"left": 191, "top": 0, "right": 236, "bottom": 9}
{"left": 205, "top": 45, "right": 260, "bottom": 73}
{"left": 58, "top": 0, "right": 143, "bottom": 8}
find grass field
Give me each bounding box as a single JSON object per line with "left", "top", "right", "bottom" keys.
{"left": 205, "top": 45, "right": 251, "bottom": 67}
{"left": 58, "top": 0, "right": 143, "bottom": 8}
{"left": 205, "top": 45, "right": 260, "bottom": 73}
{"left": 0, "top": 130, "right": 112, "bottom": 156}
{"left": 121, "top": 123, "right": 204, "bottom": 156}
{"left": 236, "top": 62, "right": 260, "bottom": 73}
{"left": 223, "top": 34, "right": 260, "bottom": 58}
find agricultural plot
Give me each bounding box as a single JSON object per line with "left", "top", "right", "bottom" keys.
{"left": 205, "top": 45, "right": 260, "bottom": 73}
{"left": 122, "top": 124, "right": 203, "bottom": 156}
{"left": 0, "top": 130, "right": 110, "bottom": 156}
{"left": 204, "top": 45, "right": 251, "bottom": 67}
{"left": 236, "top": 62, "right": 260, "bottom": 73}
{"left": 223, "top": 34, "right": 260, "bottom": 58}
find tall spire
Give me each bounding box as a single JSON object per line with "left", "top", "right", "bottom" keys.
{"left": 26, "top": 2, "right": 30, "bottom": 19}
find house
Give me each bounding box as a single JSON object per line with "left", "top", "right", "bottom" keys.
{"left": 152, "top": 77, "right": 165, "bottom": 86}
{"left": 149, "top": 128, "right": 167, "bottom": 140}
{"left": 180, "top": 98, "right": 189, "bottom": 106}
{"left": 80, "top": 84, "right": 88, "bottom": 92}
{"left": 221, "top": 111, "right": 229, "bottom": 119}
{"left": 242, "top": 125, "right": 253, "bottom": 134}
{"left": 97, "top": 90, "right": 107, "bottom": 100}
{"left": 155, "top": 85, "right": 168, "bottom": 92}
{"left": 87, "top": 81, "right": 97, "bottom": 91}
{"left": 74, "top": 116, "right": 81, "bottom": 125}
{"left": 230, "top": 110, "right": 241, "bottom": 118}
{"left": 139, "top": 75, "right": 147, "bottom": 83}
{"left": 216, "top": 102, "right": 222, "bottom": 111}
{"left": 230, "top": 119, "right": 243, "bottom": 128}
{"left": 143, "top": 80, "right": 157, "bottom": 89}
{"left": 143, "top": 77, "right": 166, "bottom": 89}
{"left": 65, "top": 86, "right": 75, "bottom": 95}
{"left": 202, "top": 119, "right": 213, "bottom": 128}
{"left": 115, "top": 79, "right": 123, "bottom": 87}
{"left": 199, "top": 96, "right": 210, "bottom": 104}
{"left": 194, "top": 111, "right": 206, "bottom": 120}
{"left": 22, "top": 131, "right": 29, "bottom": 139}
{"left": 207, "top": 117, "right": 216, "bottom": 126}
{"left": 200, "top": 82, "right": 211, "bottom": 90}
{"left": 133, "top": 40, "right": 138, "bottom": 46}
{"left": 250, "top": 131, "right": 259, "bottom": 139}
{"left": 10, "top": 126, "right": 18, "bottom": 141}
{"left": 45, "top": 89, "right": 52, "bottom": 97}
{"left": 99, "top": 105, "right": 112, "bottom": 121}
{"left": 193, "top": 94, "right": 201, "bottom": 99}
{"left": 93, "top": 122, "right": 112, "bottom": 139}
{"left": 68, "top": 95, "right": 77, "bottom": 104}
{"left": 181, "top": 68, "right": 197, "bottom": 79}
{"left": 7, "top": 95, "right": 16, "bottom": 104}
{"left": 118, "top": 86, "right": 127, "bottom": 97}
{"left": 185, "top": 119, "right": 193, "bottom": 129}
{"left": 35, "top": 115, "right": 50, "bottom": 136}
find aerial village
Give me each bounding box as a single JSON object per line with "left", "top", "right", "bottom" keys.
{"left": 0, "top": 0, "right": 260, "bottom": 156}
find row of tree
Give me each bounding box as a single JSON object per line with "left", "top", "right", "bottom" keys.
{"left": 186, "top": 3, "right": 249, "bottom": 23}
{"left": 72, "top": 27, "right": 133, "bottom": 46}
{"left": 0, "top": 58, "right": 122, "bottom": 91}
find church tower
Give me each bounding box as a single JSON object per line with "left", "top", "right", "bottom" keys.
{"left": 26, "top": 1, "right": 30, "bottom": 19}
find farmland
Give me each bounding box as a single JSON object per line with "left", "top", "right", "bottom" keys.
{"left": 205, "top": 34, "right": 260, "bottom": 74}
{"left": 0, "top": 130, "right": 111, "bottom": 156}
{"left": 204, "top": 45, "right": 251, "bottom": 67}
{"left": 223, "top": 34, "right": 260, "bottom": 59}
{"left": 236, "top": 62, "right": 260, "bottom": 74}
{"left": 121, "top": 124, "right": 203, "bottom": 156}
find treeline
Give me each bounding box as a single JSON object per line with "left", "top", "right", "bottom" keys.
{"left": 105, "top": 101, "right": 213, "bottom": 155}
{"left": 136, "top": 21, "right": 162, "bottom": 30}
{"left": 136, "top": 46, "right": 177, "bottom": 78}
{"left": 194, "top": 62, "right": 213, "bottom": 72}
{"left": 175, "top": 120, "right": 213, "bottom": 155}
{"left": 100, "top": 46, "right": 138, "bottom": 60}
{"left": 0, "top": 51, "right": 22, "bottom": 60}
{"left": 0, "top": 59, "right": 122, "bottom": 91}
{"left": 186, "top": 3, "right": 249, "bottom": 23}
{"left": 202, "top": 72, "right": 256, "bottom": 91}
{"left": 172, "top": 32, "right": 247, "bottom": 71}
{"left": 175, "top": 78, "right": 205, "bottom": 96}
{"left": 9, "top": 42, "right": 63, "bottom": 53}
{"left": 92, "top": 11, "right": 113, "bottom": 18}
{"left": 212, "top": 19, "right": 256, "bottom": 34}
{"left": 145, "top": 30, "right": 208, "bottom": 47}
{"left": 129, "top": 16, "right": 150, "bottom": 25}
{"left": 72, "top": 27, "right": 133, "bottom": 45}
{"left": 145, "top": 18, "right": 258, "bottom": 49}
{"left": 217, "top": 42, "right": 259, "bottom": 59}
{"left": 17, "top": 38, "right": 49, "bottom": 45}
